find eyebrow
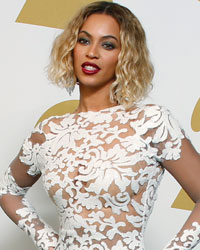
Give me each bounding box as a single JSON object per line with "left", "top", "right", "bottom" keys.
{"left": 79, "top": 30, "right": 119, "bottom": 43}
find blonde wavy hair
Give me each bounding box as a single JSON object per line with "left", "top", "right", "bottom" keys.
{"left": 48, "top": 1, "right": 154, "bottom": 107}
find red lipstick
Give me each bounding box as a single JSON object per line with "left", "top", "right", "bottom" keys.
{"left": 81, "top": 62, "right": 100, "bottom": 75}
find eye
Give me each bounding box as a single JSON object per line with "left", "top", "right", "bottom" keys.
{"left": 77, "top": 37, "right": 90, "bottom": 45}
{"left": 102, "top": 42, "right": 116, "bottom": 50}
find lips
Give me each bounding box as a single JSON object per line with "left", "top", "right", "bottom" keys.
{"left": 81, "top": 62, "right": 100, "bottom": 75}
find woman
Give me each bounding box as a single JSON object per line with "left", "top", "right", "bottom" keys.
{"left": 1, "top": 1, "right": 200, "bottom": 250}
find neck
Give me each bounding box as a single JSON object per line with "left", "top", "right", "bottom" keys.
{"left": 75, "top": 84, "right": 118, "bottom": 113}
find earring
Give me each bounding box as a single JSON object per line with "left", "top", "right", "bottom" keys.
{"left": 66, "top": 79, "right": 74, "bottom": 95}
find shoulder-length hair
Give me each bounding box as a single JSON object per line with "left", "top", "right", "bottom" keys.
{"left": 48, "top": 1, "right": 154, "bottom": 107}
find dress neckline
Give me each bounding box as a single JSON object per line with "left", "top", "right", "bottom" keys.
{"left": 71, "top": 104, "right": 125, "bottom": 116}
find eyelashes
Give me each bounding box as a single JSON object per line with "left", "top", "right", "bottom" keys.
{"left": 77, "top": 37, "right": 89, "bottom": 45}
{"left": 77, "top": 37, "right": 116, "bottom": 50}
{"left": 102, "top": 42, "right": 116, "bottom": 50}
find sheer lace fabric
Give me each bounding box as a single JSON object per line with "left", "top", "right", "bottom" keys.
{"left": 164, "top": 221, "right": 200, "bottom": 250}
{"left": 1, "top": 104, "right": 199, "bottom": 250}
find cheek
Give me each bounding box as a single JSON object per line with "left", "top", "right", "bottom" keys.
{"left": 73, "top": 50, "right": 80, "bottom": 74}
{"left": 107, "top": 55, "right": 119, "bottom": 70}
{"left": 73, "top": 48, "right": 78, "bottom": 64}
{"left": 73, "top": 46, "right": 83, "bottom": 64}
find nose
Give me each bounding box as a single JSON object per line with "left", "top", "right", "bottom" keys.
{"left": 86, "top": 43, "right": 99, "bottom": 59}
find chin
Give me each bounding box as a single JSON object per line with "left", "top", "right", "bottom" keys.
{"left": 79, "top": 79, "right": 102, "bottom": 87}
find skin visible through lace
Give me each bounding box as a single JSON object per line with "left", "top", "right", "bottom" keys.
{"left": 1, "top": 104, "right": 200, "bottom": 250}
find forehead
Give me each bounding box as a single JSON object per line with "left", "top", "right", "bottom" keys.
{"left": 80, "top": 14, "right": 120, "bottom": 37}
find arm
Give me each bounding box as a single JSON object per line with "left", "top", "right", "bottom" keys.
{"left": 0, "top": 129, "right": 58, "bottom": 250}
{"left": 143, "top": 105, "right": 200, "bottom": 249}
{"left": 162, "top": 138, "right": 200, "bottom": 250}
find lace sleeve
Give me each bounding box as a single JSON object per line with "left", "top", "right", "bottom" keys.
{"left": 148, "top": 105, "right": 186, "bottom": 162}
{"left": 162, "top": 138, "right": 200, "bottom": 250}
{"left": 0, "top": 123, "right": 58, "bottom": 250}
{"left": 146, "top": 105, "right": 200, "bottom": 249}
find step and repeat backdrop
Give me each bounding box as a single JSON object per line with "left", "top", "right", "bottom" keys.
{"left": 0, "top": 0, "right": 200, "bottom": 249}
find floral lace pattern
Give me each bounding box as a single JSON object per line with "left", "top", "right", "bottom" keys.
{"left": 1, "top": 104, "right": 198, "bottom": 250}
{"left": 163, "top": 222, "right": 200, "bottom": 250}
{"left": 17, "top": 198, "right": 58, "bottom": 250}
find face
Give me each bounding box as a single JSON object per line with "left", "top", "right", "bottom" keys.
{"left": 73, "top": 14, "right": 121, "bottom": 90}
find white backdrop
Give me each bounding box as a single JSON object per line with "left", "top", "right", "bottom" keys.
{"left": 0, "top": 0, "right": 200, "bottom": 249}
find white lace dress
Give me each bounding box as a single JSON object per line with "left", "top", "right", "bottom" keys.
{"left": 1, "top": 104, "right": 200, "bottom": 250}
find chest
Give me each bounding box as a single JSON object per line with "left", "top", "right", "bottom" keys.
{"left": 42, "top": 124, "right": 162, "bottom": 209}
